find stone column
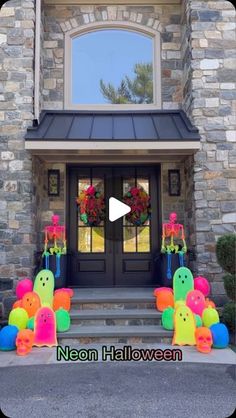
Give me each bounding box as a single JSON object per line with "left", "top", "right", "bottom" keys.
{"left": 187, "top": 0, "right": 236, "bottom": 304}
{"left": 0, "top": 0, "right": 36, "bottom": 317}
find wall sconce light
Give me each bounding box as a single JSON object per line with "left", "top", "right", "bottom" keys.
{"left": 48, "top": 169, "right": 60, "bottom": 197}
{"left": 168, "top": 169, "right": 181, "bottom": 196}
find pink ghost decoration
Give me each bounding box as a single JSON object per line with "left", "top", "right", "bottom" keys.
{"left": 194, "top": 276, "right": 210, "bottom": 297}
{"left": 34, "top": 307, "right": 57, "bottom": 347}
{"left": 186, "top": 290, "right": 206, "bottom": 317}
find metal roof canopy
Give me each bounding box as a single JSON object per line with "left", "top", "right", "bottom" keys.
{"left": 25, "top": 110, "right": 200, "bottom": 142}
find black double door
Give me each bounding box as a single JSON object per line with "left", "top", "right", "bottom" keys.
{"left": 68, "top": 166, "right": 160, "bottom": 287}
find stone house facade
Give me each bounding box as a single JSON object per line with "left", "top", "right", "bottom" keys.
{"left": 0, "top": 0, "right": 235, "bottom": 317}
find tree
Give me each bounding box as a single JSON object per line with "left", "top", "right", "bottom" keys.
{"left": 100, "top": 63, "right": 153, "bottom": 104}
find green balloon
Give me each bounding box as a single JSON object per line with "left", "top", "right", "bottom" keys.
{"left": 173, "top": 267, "right": 194, "bottom": 302}
{"left": 27, "top": 317, "right": 35, "bottom": 331}
{"left": 8, "top": 308, "right": 28, "bottom": 330}
{"left": 162, "top": 307, "right": 175, "bottom": 330}
{"left": 55, "top": 309, "right": 71, "bottom": 332}
{"left": 194, "top": 314, "right": 202, "bottom": 328}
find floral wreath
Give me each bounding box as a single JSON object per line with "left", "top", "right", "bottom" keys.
{"left": 123, "top": 187, "right": 151, "bottom": 226}
{"left": 76, "top": 185, "right": 105, "bottom": 226}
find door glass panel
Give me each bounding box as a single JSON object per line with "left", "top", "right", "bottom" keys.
{"left": 78, "top": 175, "right": 105, "bottom": 253}
{"left": 137, "top": 227, "right": 150, "bottom": 252}
{"left": 123, "top": 227, "right": 136, "bottom": 252}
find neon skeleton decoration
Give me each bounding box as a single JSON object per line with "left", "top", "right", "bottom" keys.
{"left": 161, "top": 212, "right": 187, "bottom": 280}
{"left": 43, "top": 215, "right": 67, "bottom": 278}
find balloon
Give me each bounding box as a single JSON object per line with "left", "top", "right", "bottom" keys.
{"left": 186, "top": 290, "right": 206, "bottom": 316}
{"left": 16, "top": 329, "right": 34, "bottom": 356}
{"left": 55, "top": 309, "right": 71, "bottom": 332}
{"left": 194, "top": 314, "right": 203, "bottom": 328}
{"left": 0, "top": 325, "right": 19, "bottom": 351}
{"left": 194, "top": 276, "right": 210, "bottom": 297}
{"left": 34, "top": 307, "right": 57, "bottom": 347}
{"left": 13, "top": 300, "right": 22, "bottom": 309}
{"left": 172, "top": 306, "right": 196, "bottom": 346}
{"left": 173, "top": 267, "right": 194, "bottom": 302}
{"left": 162, "top": 307, "right": 174, "bottom": 330}
{"left": 53, "top": 291, "right": 71, "bottom": 312}
{"left": 8, "top": 308, "right": 28, "bottom": 330}
{"left": 33, "top": 269, "right": 54, "bottom": 307}
{"left": 205, "top": 298, "right": 216, "bottom": 308}
{"left": 155, "top": 288, "right": 174, "bottom": 312}
{"left": 27, "top": 317, "right": 35, "bottom": 331}
{"left": 195, "top": 327, "right": 213, "bottom": 353}
{"left": 22, "top": 291, "right": 41, "bottom": 318}
{"left": 16, "top": 278, "right": 33, "bottom": 300}
{"left": 202, "top": 306, "right": 219, "bottom": 328}
{"left": 210, "top": 323, "right": 229, "bottom": 349}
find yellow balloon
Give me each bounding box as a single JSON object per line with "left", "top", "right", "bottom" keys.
{"left": 8, "top": 308, "right": 29, "bottom": 330}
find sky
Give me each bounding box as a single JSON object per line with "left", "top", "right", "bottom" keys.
{"left": 72, "top": 29, "right": 153, "bottom": 104}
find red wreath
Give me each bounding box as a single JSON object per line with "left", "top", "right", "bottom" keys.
{"left": 76, "top": 185, "right": 105, "bottom": 226}
{"left": 123, "top": 187, "right": 151, "bottom": 226}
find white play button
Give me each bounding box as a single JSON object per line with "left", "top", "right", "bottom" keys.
{"left": 109, "top": 197, "right": 131, "bottom": 222}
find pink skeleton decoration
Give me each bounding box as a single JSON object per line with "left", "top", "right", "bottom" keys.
{"left": 161, "top": 213, "right": 187, "bottom": 280}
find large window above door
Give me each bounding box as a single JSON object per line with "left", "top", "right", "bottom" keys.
{"left": 65, "top": 23, "right": 161, "bottom": 110}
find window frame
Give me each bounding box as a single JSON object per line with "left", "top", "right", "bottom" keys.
{"left": 64, "top": 21, "right": 162, "bottom": 110}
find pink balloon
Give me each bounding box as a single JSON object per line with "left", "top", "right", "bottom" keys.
{"left": 16, "top": 278, "right": 33, "bottom": 300}
{"left": 186, "top": 290, "right": 206, "bottom": 316}
{"left": 194, "top": 276, "right": 210, "bottom": 297}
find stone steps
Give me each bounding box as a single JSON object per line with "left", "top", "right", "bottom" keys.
{"left": 58, "top": 325, "right": 172, "bottom": 344}
{"left": 57, "top": 288, "right": 172, "bottom": 344}
{"left": 70, "top": 309, "right": 162, "bottom": 326}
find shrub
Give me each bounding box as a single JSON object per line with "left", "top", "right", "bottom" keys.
{"left": 222, "top": 302, "right": 236, "bottom": 335}
{"left": 223, "top": 274, "right": 236, "bottom": 301}
{"left": 216, "top": 234, "right": 236, "bottom": 274}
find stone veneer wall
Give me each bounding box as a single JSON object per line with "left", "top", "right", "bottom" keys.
{"left": 183, "top": 0, "right": 236, "bottom": 304}
{"left": 0, "top": 0, "right": 35, "bottom": 318}
{"left": 42, "top": 3, "right": 184, "bottom": 109}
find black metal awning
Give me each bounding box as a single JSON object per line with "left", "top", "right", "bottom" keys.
{"left": 25, "top": 110, "right": 200, "bottom": 142}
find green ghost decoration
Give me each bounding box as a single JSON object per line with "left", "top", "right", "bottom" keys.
{"left": 33, "top": 269, "right": 55, "bottom": 307}
{"left": 55, "top": 308, "right": 71, "bottom": 332}
{"left": 194, "top": 314, "right": 202, "bottom": 328}
{"left": 27, "top": 317, "right": 35, "bottom": 331}
{"left": 173, "top": 267, "right": 194, "bottom": 303}
{"left": 162, "top": 307, "right": 175, "bottom": 330}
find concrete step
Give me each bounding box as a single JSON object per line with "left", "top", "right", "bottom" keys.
{"left": 71, "top": 288, "right": 156, "bottom": 310}
{"left": 70, "top": 309, "right": 162, "bottom": 326}
{"left": 58, "top": 325, "right": 172, "bottom": 344}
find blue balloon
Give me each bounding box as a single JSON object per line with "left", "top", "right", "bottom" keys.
{"left": 210, "top": 323, "right": 229, "bottom": 349}
{"left": 0, "top": 325, "right": 19, "bottom": 351}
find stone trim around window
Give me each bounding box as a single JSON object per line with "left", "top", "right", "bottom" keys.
{"left": 64, "top": 21, "right": 162, "bottom": 110}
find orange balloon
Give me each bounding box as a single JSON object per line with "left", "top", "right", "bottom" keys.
{"left": 13, "top": 300, "right": 22, "bottom": 309}
{"left": 205, "top": 298, "right": 216, "bottom": 308}
{"left": 53, "top": 291, "right": 71, "bottom": 312}
{"left": 22, "top": 292, "right": 41, "bottom": 318}
{"left": 155, "top": 288, "right": 174, "bottom": 312}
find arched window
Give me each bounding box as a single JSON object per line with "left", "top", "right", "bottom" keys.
{"left": 65, "top": 23, "right": 161, "bottom": 109}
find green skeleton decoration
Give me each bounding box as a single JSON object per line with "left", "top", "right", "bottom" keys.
{"left": 173, "top": 267, "right": 194, "bottom": 302}
{"left": 33, "top": 269, "right": 55, "bottom": 307}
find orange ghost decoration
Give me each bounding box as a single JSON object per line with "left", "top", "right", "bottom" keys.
{"left": 195, "top": 327, "right": 213, "bottom": 354}
{"left": 53, "top": 291, "right": 71, "bottom": 311}
{"left": 16, "top": 329, "right": 34, "bottom": 356}
{"left": 22, "top": 292, "right": 41, "bottom": 318}
{"left": 155, "top": 287, "right": 174, "bottom": 312}
{"left": 13, "top": 300, "right": 22, "bottom": 309}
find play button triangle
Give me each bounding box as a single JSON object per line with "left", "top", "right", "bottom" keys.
{"left": 109, "top": 197, "right": 131, "bottom": 222}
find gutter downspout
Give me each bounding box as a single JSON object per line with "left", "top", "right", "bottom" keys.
{"left": 34, "top": 0, "right": 41, "bottom": 122}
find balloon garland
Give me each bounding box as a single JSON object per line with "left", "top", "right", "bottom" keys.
{"left": 76, "top": 185, "right": 105, "bottom": 227}
{"left": 123, "top": 187, "right": 151, "bottom": 226}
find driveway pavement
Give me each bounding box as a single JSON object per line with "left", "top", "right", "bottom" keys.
{"left": 0, "top": 362, "right": 235, "bottom": 418}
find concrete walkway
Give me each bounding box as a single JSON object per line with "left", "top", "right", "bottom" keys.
{"left": 0, "top": 343, "right": 235, "bottom": 368}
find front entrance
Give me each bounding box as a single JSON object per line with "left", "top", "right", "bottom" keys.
{"left": 68, "top": 166, "right": 160, "bottom": 287}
